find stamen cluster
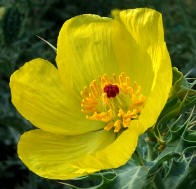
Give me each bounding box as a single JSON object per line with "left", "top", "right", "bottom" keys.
{"left": 81, "top": 73, "right": 145, "bottom": 133}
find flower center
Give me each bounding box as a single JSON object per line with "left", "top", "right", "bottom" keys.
{"left": 80, "top": 73, "right": 146, "bottom": 133}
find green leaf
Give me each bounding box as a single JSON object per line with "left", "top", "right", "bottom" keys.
{"left": 112, "top": 160, "right": 148, "bottom": 189}
{"left": 160, "top": 107, "right": 195, "bottom": 154}
{"left": 177, "top": 160, "right": 196, "bottom": 189}
{"left": 170, "top": 67, "right": 196, "bottom": 101}
{"left": 59, "top": 159, "right": 149, "bottom": 189}
{"left": 164, "top": 158, "right": 188, "bottom": 189}
{"left": 171, "top": 67, "right": 184, "bottom": 97}
{"left": 36, "top": 35, "right": 57, "bottom": 53}
{"left": 183, "top": 95, "right": 196, "bottom": 110}
{"left": 153, "top": 67, "right": 195, "bottom": 141}
{"left": 155, "top": 96, "right": 185, "bottom": 134}
{"left": 158, "top": 98, "right": 183, "bottom": 124}
{"left": 59, "top": 172, "right": 117, "bottom": 189}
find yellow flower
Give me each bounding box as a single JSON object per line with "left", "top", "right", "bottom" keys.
{"left": 10, "top": 8, "right": 172, "bottom": 180}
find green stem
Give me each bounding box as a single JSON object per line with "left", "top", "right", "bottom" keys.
{"left": 146, "top": 140, "right": 154, "bottom": 161}
{"left": 135, "top": 150, "right": 144, "bottom": 166}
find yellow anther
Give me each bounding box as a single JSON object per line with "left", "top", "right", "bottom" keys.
{"left": 136, "top": 95, "right": 146, "bottom": 105}
{"left": 132, "top": 95, "right": 146, "bottom": 107}
{"left": 103, "top": 74, "right": 109, "bottom": 81}
{"left": 103, "top": 93, "right": 108, "bottom": 105}
{"left": 132, "top": 94, "right": 137, "bottom": 103}
{"left": 118, "top": 108, "right": 124, "bottom": 117}
{"left": 81, "top": 103, "right": 94, "bottom": 108}
{"left": 104, "top": 122, "right": 114, "bottom": 131}
{"left": 133, "top": 82, "right": 138, "bottom": 91}
{"left": 81, "top": 109, "right": 95, "bottom": 114}
{"left": 108, "top": 109, "right": 113, "bottom": 117}
{"left": 99, "top": 112, "right": 107, "bottom": 121}
{"left": 114, "top": 120, "right": 121, "bottom": 133}
{"left": 123, "top": 117, "right": 131, "bottom": 128}
{"left": 113, "top": 73, "right": 118, "bottom": 83}
{"left": 126, "top": 109, "right": 138, "bottom": 118}
{"left": 101, "top": 74, "right": 111, "bottom": 87}
{"left": 124, "top": 110, "right": 131, "bottom": 118}
{"left": 119, "top": 72, "right": 125, "bottom": 85}
{"left": 90, "top": 86, "right": 97, "bottom": 98}
{"left": 135, "top": 86, "right": 141, "bottom": 96}
{"left": 126, "top": 77, "right": 130, "bottom": 86}
{"left": 129, "top": 87, "right": 133, "bottom": 96}
{"left": 92, "top": 80, "right": 101, "bottom": 95}
{"left": 86, "top": 112, "right": 97, "bottom": 120}
{"left": 87, "top": 110, "right": 112, "bottom": 122}
{"left": 80, "top": 87, "right": 89, "bottom": 98}
{"left": 101, "top": 109, "right": 113, "bottom": 122}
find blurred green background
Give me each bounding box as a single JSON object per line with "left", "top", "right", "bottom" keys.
{"left": 0, "top": 0, "right": 195, "bottom": 188}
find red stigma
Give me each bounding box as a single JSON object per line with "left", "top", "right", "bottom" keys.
{"left": 104, "top": 84, "right": 119, "bottom": 98}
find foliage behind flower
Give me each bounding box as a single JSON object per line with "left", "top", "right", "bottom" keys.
{"left": 9, "top": 8, "right": 172, "bottom": 180}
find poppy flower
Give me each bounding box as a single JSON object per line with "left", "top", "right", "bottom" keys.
{"left": 10, "top": 8, "right": 172, "bottom": 179}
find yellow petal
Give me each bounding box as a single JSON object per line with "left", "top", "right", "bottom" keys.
{"left": 10, "top": 58, "right": 104, "bottom": 135}
{"left": 56, "top": 14, "right": 119, "bottom": 93}
{"left": 112, "top": 8, "right": 172, "bottom": 132}
{"left": 114, "top": 8, "right": 164, "bottom": 52}
{"left": 139, "top": 42, "right": 172, "bottom": 132}
{"left": 72, "top": 120, "right": 139, "bottom": 173}
{"left": 18, "top": 129, "right": 115, "bottom": 180}
{"left": 112, "top": 10, "right": 154, "bottom": 96}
